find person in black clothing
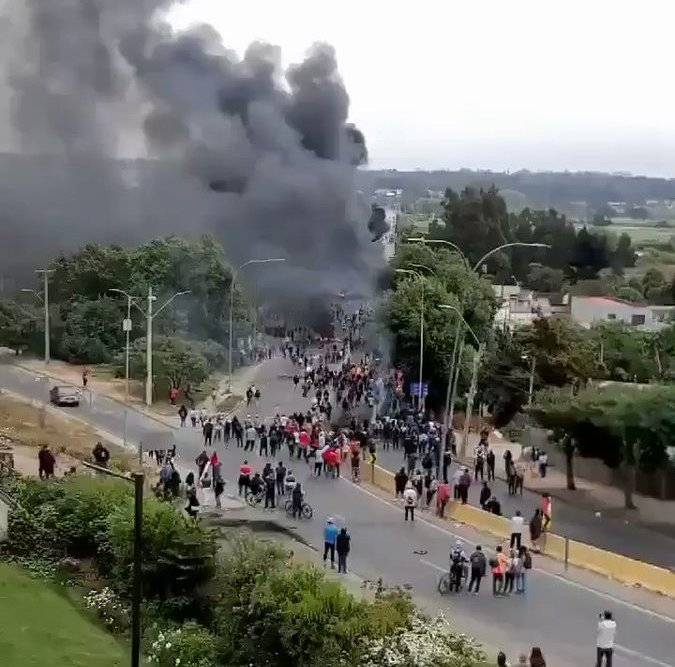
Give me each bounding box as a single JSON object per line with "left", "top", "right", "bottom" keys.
{"left": 195, "top": 450, "right": 209, "bottom": 478}
{"left": 178, "top": 405, "right": 188, "bottom": 427}
{"left": 442, "top": 447, "right": 452, "bottom": 483}
{"left": 486, "top": 449, "right": 496, "bottom": 481}
{"left": 259, "top": 429, "right": 268, "bottom": 457}
{"left": 394, "top": 467, "right": 408, "bottom": 498}
{"left": 275, "top": 462, "right": 287, "bottom": 496}
{"left": 485, "top": 495, "right": 502, "bottom": 515}
{"left": 468, "top": 545, "right": 487, "bottom": 594}
{"left": 92, "top": 441, "right": 110, "bottom": 466}
{"left": 203, "top": 420, "right": 213, "bottom": 446}
{"left": 291, "top": 482, "right": 303, "bottom": 518}
{"left": 479, "top": 481, "right": 491, "bottom": 510}
{"left": 336, "top": 528, "right": 351, "bottom": 574}
{"left": 264, "top": 470, "right": 276, "bottom": 508}
{"left": 421, "top": 452, "right": 433, "bottom": 476}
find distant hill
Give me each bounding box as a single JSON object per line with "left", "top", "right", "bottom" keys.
{"left": 356, "top": 169, "right": 675, "bottom": 218}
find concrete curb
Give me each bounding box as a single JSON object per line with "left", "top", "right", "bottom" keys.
{"left": 368, "top": 463, "right": 675, "bottom": 598}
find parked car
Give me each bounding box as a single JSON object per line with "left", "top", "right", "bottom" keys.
{"left": 49, "top": 385, "right": 80, "bottom": 407}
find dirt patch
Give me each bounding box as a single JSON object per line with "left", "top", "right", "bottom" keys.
{"left": 0, "top": 393, "right": 139, "bottom": 474}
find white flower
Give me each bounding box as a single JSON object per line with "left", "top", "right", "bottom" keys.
{"left": 175, "top": 659, "right": 181, "bottom": 666}
{"left": 165, "top": 642, "right": 172, "bottom": 649}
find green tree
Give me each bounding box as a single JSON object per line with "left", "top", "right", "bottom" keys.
{"left": 515, "top": 317, "right": 595, "bottom": 387}
{"left": 129, "top": 336, "right": 209, "bottom": 395}
{"left": 0, "top": 300, "right": 40, "bottom": 354}
{"left": 590, "top": 323, "right": 658, "bottom": 382}
{"left": 525, "top": 266, "right": 564, "bottom": 292}
{"left": 58, "top": 297, "right": 125, "bottom": 363}
{"left": 532, "top": 385, "right": 674, "bottom": 507}
{"left": 641, "top": 268, "right": 666, "bottom": 300}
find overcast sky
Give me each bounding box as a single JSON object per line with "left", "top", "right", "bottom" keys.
{"left": 168, "top": 0, "right": 675, "bottom": 177}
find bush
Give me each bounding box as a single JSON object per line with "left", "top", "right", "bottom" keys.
{"left": 83, "top": 587, "right": 130, "bottom": 634}
{"left": 211, "top": 539, "right": 415, "bottom": 667}
{"left": 146, "top": 623, "right": 219, "bottom": 667}
{"left": 106, "top": 498, "right": 215, "bottom": 601}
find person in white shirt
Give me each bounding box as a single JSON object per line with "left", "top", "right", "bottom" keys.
{"left": 403, "top": 482, "right": 417, "bottom": 522}
{"left": 596, "top": 611, "right": 616, "bottom": 666}
{"left": 538, "top": 451, "right": 549, "bottom": 478}
{"left": 510, "top": 510, "right": 525, "bottom": 549}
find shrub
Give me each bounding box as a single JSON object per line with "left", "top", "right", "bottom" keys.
{"left": 106, "top": 497, "right": 215, "bottom": 601}
{"left": 83, "top": 587, "right": 130, "bottom": 634}
{"left": 146, "top": 623, "right": 219, "bottom": 667}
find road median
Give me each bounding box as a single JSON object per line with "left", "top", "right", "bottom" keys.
{"left": 367, "top": 462, "right": 675, "bottom": 598}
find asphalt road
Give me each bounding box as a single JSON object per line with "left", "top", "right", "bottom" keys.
{"left": 1, "top": 358, "right": 674, "bottom": 667}
{"left": 375, "top": 444, "right": 675, "bottom": 570}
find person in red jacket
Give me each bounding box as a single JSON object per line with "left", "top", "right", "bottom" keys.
{"left": 436, "top": 482, "right": 450, "bottom": 518}
{"left": 238, "top": 460, "right": 253, "bottom": 497}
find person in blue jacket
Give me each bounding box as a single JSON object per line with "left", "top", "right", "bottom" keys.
{"left": 323, "top": 517, "right": 339, "bottom": 568}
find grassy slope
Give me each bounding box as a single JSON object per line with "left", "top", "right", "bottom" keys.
{"left": 0, "top": 563, "right": 125, "bottom": 667}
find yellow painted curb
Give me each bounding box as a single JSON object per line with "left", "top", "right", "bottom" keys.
{"left": 367, "top": 463, "right": 675, "bottom": 598}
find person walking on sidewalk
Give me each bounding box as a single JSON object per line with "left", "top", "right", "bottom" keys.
{"left": 468, "top": 545, "right": 487, "bottom": 595}
{"left": 323, "top": 518, "right": 339, "bottom": 568}
{"left": 596, "top": 611, "right": 616, "bottom": 667}
{"left": 336, "top": 527, "right": 351, "bottom": 574}
{"left": 510, "top": 510, "right": 524, "bottom": 549}
{"left": 403, "top": 482, "right": 417, "bottom": 522}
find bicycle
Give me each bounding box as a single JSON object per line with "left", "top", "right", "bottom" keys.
{"left": 284, "top": 498, "right": 313, "bottom": 519}
{"left": 246, "top": 488, "right": 265, "bottom": 508}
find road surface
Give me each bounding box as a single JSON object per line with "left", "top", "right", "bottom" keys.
{"left": 1, "top": 358, "right": 674, "bottom": 666}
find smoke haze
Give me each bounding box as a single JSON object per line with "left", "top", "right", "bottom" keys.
{"left": 0, "top": 0, "right": 381, "bottom": 315}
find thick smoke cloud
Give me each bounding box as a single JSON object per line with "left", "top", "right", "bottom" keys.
{"left": 0, "top": 0, "right": 381, "bottom": 319}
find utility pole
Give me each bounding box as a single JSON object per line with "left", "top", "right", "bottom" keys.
{"left": 145, "top": 286, "right": 154, "bottom": 407}
{"left": 418, "top": 286, "right": 424, "bottom": 410}
{"left": 461, "top": 344, "right": 483, "bottom": 457}
{"left": 36, "top": 269, "right": 53, "bottom": 364}
{"left": 527, "top": 355, "right": 536, "bottom": 408}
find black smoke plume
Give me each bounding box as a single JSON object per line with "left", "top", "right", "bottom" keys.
{"left": 0, "top": 0, "right": 382, "bottom": 315}
{"left": 367, "top": 204, "right": 389, "bottom": 242}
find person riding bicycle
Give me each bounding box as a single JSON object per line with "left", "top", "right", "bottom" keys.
{"left": 284, "top": 469, "right": 297, "bottom": 494}
{"left": 449, "top": 541, "right": 467, "bottom": 592}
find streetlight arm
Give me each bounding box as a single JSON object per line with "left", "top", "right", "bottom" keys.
{"left": 153, "top": 290, "right": 191, "bottom": 319}
{"left": 406, "top": 238, "right": 470, "bottom": 269}
{"left": 472, "top": 243, "right": 551, "bottom": 272}
{"left": 107, "top": 288, "right": 146, "bottom": 317}
{"left": 20, "top": 288, "right": 44, "bottom": 304}
{"left": 439, "top": 304, "right": 480, "bottom": 347}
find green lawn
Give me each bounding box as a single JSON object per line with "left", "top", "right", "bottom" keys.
{"left": 0, "top": 563, "right": 126, "bottom": 667}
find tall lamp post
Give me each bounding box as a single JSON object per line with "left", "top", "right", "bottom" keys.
{"left": 20, "top": 267, "right": 54, "bottom": 364}
{"left": 108, "top": 287, "right": 190, "bottom": 407}
{"left": 439, "top": 305, "right": 482, "bottom": 462}
{"left": 406, "top": 238, "right": 550, "bottom": 457}
{"left": 394, "top": 267, "right": 430, "bottom": 410}
{"left": 227, "top": 258, "right": 286, "bottom": 393}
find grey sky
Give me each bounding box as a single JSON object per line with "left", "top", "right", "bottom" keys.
{"left": 168, "top": 0, "right": 675, "bottom": 177}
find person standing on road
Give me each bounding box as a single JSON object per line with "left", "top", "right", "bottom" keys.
{"left": 403, "top": 482, "right": 417, "bottom": 522}
{"left": 178, "top": 404, "right": 188, "bottom": 426}
{"left": 458, "top": 467, "right": 471, "bottom": 505}
{"left": 214, "top": 475, "right": 225, "bottom": 509}
{"left": 195, "top": 450, "right": 209, "bottom": 478}
{"left": 510, "top": 510, "right": 524, "bottom": 549}
{"left": 442, "top": 446, "right": 452, "bottom": 483}
{"left": 452, "top": 467, "right": 463, "bottom": 500}
{"left": 517, "top": 546, "right": 531, "bottom": 593}
{"left": 394, "top": 467, "right": 408, "bottom": 498}
{"left": 596, "top": 611, "right": 616, "bottom": 667}
{"left": 264, "top": 467, "right": 276, "bottom": 509}
{"left": 491, "top": 545, "right": 508, "bottom": 595}
{"left": 238, "top": 460, "right": 252, "bottom": 497}
{"left": 291, "top": 482, "right": 304, "bottom": 518}
{"left": 203, "top": 419, "right": 213, "bottom": 447}
{"left": 486, "top": 448, "right": 496, "bottom": 481}
{"left": 529, "top": 647, "right": 547, "bottom": 667}
{"left": 259, "top": 427, "right": 269, "bottom": 457}
{"left": 323, "top": 518, "right": 339, "bottom": 568}
{"left": 468, "top": 545, "right": 487, "bottom": 594}
{"left": 538, "top": 450, "right": 549, "bottom": 478}
{"left": 336, "top": 527, "right": 351, "bottom": 574}
{"left": 275, "top": 461, "right": 287, "bottom": 496}
{"left": 245, "top": 424, "right": 257, "bottom": 452}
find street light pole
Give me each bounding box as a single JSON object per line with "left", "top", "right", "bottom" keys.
{"left": 23, "top": 270, "right": 54, "bottom": 364}
{"left": 145, "top": 286, "right": 154, "bottom": 407}
{"left": 227, "top": 258, "right": 286, "bottom": 393}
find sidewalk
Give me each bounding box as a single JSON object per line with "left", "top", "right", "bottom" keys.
{"left": 463, "top": 429, "right": 675, "bottom": 535}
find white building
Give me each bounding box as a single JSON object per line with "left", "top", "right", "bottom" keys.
{"left": 570, "top": 296, "right": 675, "bottom": 330}
{"left": 492, "top": 286, "right": 569, "bottom": 329}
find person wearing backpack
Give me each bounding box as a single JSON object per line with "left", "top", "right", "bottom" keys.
{"left": 517, "top": 546, "right": 532, "bottom": 593}
{"left": 403, "top": 482, "right": 417, "bottom": 522}
{"left": 449, "top": 542, "right": 467, "bottom": 592}
{"left": 468, "top": 545, "right": 487, "bottom": 595}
